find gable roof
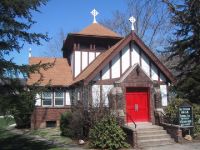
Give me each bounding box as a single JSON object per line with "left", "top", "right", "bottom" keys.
{"left": 28, "top": 32, "right": 175, "bottom": 87}
{"left": 131, "top": 32, "right": 175, "bottom": 83}
{"left": 78, "top": 23, "right": 120, "bottom": 37}
{"left": 27, "top": 57, "right": 72, "bottom": 87}
{"left": 73, "top": 32, "right": 175, "bottom": 85}
{"left": 116, "top": 64, "right": 153, "bottom": 83}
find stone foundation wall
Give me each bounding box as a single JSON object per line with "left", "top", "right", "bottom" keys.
{"left": 31, "top": 107, "right": 71, "bottom": 129}
{"left": 122, "top": 126, "right": 137, "bottom": 148}
{"left": 162, "top": 123, "right": 183, "bottom": 143}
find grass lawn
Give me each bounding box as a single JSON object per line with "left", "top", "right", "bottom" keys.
{"left": 29, "top": 128, "right": 72, "bottom": 145}
{"left": 0, "top": 118, "right": 71, "bottom": 150}
{"left": 0, "top": 117, "right": 84, "bottom": 150}
{"left": 0, "top": 117, "right": 15, "bottom": 129}
{"left": 0, "top": 129, "right": 64, "bottom": 150}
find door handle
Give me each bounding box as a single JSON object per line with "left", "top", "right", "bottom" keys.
{"left": 134, "top": 104, "right": 138, "bottom": 112}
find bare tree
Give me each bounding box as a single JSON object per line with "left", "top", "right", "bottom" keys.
{"left": 44, "top": 29, "right": 66, "bottom": 57}
{"left": 101, "top": 0, "right": 174, "bottom": 53}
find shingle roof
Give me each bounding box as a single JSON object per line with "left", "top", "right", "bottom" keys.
{"left": 78, "top": 23, "right": 120, "bottom": 37}
{"left": 27, "top": 57, "right": 72, "bottom": 86}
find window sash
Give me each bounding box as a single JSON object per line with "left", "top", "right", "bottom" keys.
{"left": 54, "top": 92, "right": 64, "bottom": 106}
{"left": 42, "top": 92, "right": 53, "bottom": 106}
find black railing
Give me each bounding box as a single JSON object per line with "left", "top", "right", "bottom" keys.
{"left": 159, "top": 110, "right": 179, "bottom": 125}
{"left": 125, "top": 112, "right": 137, "bottom": 129}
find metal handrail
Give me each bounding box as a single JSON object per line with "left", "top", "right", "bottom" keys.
{"left": 159, "top": 110, "right": 177, "bottom": 125}
{"left": 125, "top": 112, "right": 137, "bottom": 129}
{"left": 160, "top": 111, "right": 166, "bottom": 123}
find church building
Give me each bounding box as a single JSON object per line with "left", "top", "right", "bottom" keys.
{"left": 28, "top": 9, "right": 175, "bottom": 129}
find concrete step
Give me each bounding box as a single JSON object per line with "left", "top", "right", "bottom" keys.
{"left": 137, "top": 129, "right": 167, "bottom": 135}
{"left": 137, "top": 126, "right": 164, "bottom": 131}
{"left": 135, "top": 123, "right": 175, "bottom": 148}
{"left": 138, "top": 138, "right": 174, "bottom": 147}
{"left": 137, "top": 133, "right": 171, "bottom": 140}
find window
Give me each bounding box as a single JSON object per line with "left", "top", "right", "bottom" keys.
{"left": 42, "top": 92, "right": 52, "bottom": 106}
{"left": 77, "top": 91, "right": 80, "bottom": 101}
{"left": 54, "top": 91, "right": 64, "bottom": 106}
{"left": 160, "top": 85, "right": 168, "bottom": 106}
{"left": 46, "top": 121, "right": 56, "bottom": 127}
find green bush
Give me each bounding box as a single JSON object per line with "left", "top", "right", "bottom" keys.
{"left": 165, "top": 98, "right": 185, "bottom": 124}
{"left": 89, "top": 116, "right": 129, "bottom": 150}
{"left": 60, "top": 110, "right": 84, "bottom": 138}
{"left": 60, "top": 111, "right": 73, "bottom": 137}
{"left": 193, "top": 104, "right": 200, "bottom": 135}
{"left": 165, "top": 98, "right": 200, "bottom": 136}
{"left": 12, "top": 91, "right": 35, "bottom": 128}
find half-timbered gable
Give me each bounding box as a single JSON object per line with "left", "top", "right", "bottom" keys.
{"left": 69, "top": 32, "right": 174, "bottom": 109}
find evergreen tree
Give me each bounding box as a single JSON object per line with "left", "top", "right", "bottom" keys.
{"left": 164, "top": 0, "right": 200, "bottom": 103}
{"left": 0, "top": 0, "right": 50, "bottom": 127}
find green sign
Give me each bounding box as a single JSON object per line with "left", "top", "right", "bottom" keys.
{"left": 179, "top": 103, "right": 193, "bottom": 127}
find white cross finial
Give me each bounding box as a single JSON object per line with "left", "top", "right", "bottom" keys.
{"left": 29, "top": 48, "right": 32, "bottom": 58}
{"left": 91, "top": 9, "right": 99, "bottom": 23}
{"left": 129, "top": 16, "right": 136, "bottom": 31}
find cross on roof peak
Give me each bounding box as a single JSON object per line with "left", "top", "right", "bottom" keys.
{"left": 129, "top": 16, "right": 136, "bottom": 31}
{"left": 91, "top": 9, "right": 99, "bottom": 23}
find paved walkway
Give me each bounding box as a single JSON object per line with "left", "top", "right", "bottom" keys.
{"left": 143, "top": 142, "right": 200, "bottom": 150}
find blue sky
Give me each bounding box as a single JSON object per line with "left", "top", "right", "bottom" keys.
{"left": 11, "top": 0, "right": 127, "bottom": 65}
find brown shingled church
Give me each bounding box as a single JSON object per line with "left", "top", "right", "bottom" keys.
{"left": 28, "top": 9, "right": 175, "bottom": 131}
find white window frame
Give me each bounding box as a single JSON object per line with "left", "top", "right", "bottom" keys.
{"left": 160, "top": 85, "right": 168, "bottom": 106}
{"left": 66, "top": 91, "right": 71, "bottom": 105}
{"left": 42, "top": 92, "right": 53, "bottom": 107}
{"left": 77, "top": 91, "right": 80, "bottom": 101}
{"left": 54, "top": 91, "right": 64, "bottom": 107}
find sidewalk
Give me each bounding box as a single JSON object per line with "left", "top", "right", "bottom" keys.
{"left": 143, "top": 142, "right": 200, "bottom": 150}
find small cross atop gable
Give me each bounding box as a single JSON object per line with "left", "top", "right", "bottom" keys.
{"left": 129, "top": 16, "right": 136, "bottom": 31}
{"left": 91, "top": 9, "right": 99, "bottom": 23}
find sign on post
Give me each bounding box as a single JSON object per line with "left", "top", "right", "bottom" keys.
{"left": 179, "top": 102, "right": 193, "bottom": 127}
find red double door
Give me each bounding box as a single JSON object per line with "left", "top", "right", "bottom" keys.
{"left": 126, "top": 89, "right": 149, "bottom": 122}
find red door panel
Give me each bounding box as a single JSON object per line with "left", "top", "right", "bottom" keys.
{"left": 126, "top": 90, "right": 149, "bottom": 122}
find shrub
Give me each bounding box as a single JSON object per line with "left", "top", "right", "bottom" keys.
{"left": 165, "top": 98, "right": 185, "bottom": 124}
{"left": 0, "top": 88, "right": 37, "bottom": 128}
{"left": 12, "top": 91, "right": 35, "bottom": 128}
{"left": 165, "top": 98, "right": 200, "bottom": 136}
{"left": 70, "top": 110, "right": 84, "bottom": 138}
{"left": 60, "top": 111, "right": 73, "bottom": 137}
{"left": 193, "top": 104, "right": 200, "bottom": 135}
{"left": 89, "top": 116, "right": 129, "bottom": 150}
{"left": 60, "top": 109, "right": 84, "bottom": 139}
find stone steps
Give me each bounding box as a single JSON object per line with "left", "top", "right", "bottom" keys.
{"left": 137, "top": 126, "right": 164, "bottom": 130}
{"left": 135, "top": 122, "right": 174, "bottom": 148}
{"left": 138, "top": 133, "right": 171, "bottom": 140}
{"left": 138, "top": 138, "right": 174, "bottom": 147}
{"left": 137, "top": 129, "right": 167, "bottom": 135}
